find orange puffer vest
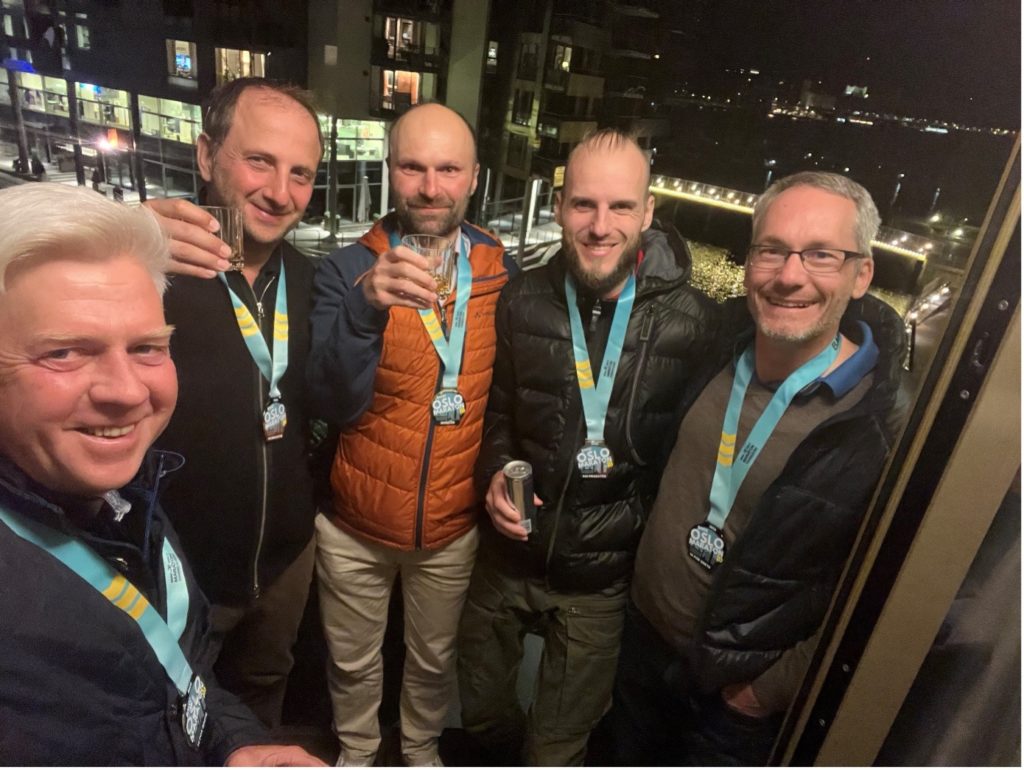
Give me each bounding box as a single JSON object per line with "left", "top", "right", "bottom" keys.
{"left": 328, "top": 221, "right": 509, "bottom": 551}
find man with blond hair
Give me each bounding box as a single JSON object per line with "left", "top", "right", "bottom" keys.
{"left": 457, "top": 129, "right": 717, "bottom": 765}
{"left": 0, "top": 183, "right": 321, "bottom": 766}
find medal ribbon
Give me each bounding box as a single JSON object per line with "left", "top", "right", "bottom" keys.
{"left": 0, "top": 504, "right": 194, "bottom": 694}
{"left": 217, "top": 261, "right": 288, "bottom": 401}
{"left": 389, "top": 231, "right": 473, "bottom": 390}
{"left": 706, "top": 334, "right": 841, "bottom": 530}
{"left": 564, "top": 272, "right": 637, "bottom": 445}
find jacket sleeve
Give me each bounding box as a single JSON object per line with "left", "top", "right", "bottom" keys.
{"left": 202, "top": 680, "right": 273, "bottom": 764}
{"left": 307, "top": 244, "right": 390, "bottom": 428}
{"left": 748, "top": 627, "right": 823, "bottom": 715}
{"left": 474, "top": 285, "right": 517, "bottom": 496}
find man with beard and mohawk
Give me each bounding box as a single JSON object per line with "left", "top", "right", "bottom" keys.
{"left": 456, "top": 128, "right": 718, "bottom": 765}
{"left": 308, "top": 102, "right": 515, "bottom": 767}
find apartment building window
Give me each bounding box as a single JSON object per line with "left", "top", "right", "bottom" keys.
{"left": 335, "top": 119, "right": 386, "bottom": 161}
{"left": 382, "top": 69, "right": 420, "bottom": 111}
{"left": 486, "top": 40, "right": 498, "bottom": 74}
{"left": 15, "top": 72, "right": 68, "bottom": 117}
{"left": 75, "top": 82, "right": 130, "bottom": 130}
{"left": 166, "top": 39, "right": 198, "bottom": 87}
{"left": 518, "top": 42, "right": 538, "bottom": 80}
{"left": 550, "top": 43, "right": 572, "bottom": 72}
{"left": 385, "top": 16, "right": 418, "bottom": 59}
{"left": 139, "top": 95, "right": 201, "bottom": 145}
{"left": 215, "top": 47, "right": 266, "bottom": 84}
{"left": 512, "top": 89, "right": 533, "bottom": 126}
{"left": 73, "top": 12, "right": 90, "bottom": 50}
{"left": 507, "top": 133, "right": 528, "bottom": 168}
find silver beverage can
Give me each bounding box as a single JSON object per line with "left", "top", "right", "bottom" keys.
{"left": 503, "top": 460, "right": 535, "bottom": 534}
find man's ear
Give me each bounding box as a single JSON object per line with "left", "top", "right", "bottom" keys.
{"left": 554, "top": 191, "right": 563, "bottom": 226}
{"left": 470, "top": 162, "right": 480, "bottom": 197}
{"left": 852, "top": 257, "right": 874, "bottom": 299}
{"left": 642, "top": 193, "right": 655, "bottom": 231}
{"left": 196, "top": 133, "right": 216, "bottom": 183}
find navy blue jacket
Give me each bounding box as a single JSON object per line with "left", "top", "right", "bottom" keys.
{"left": 0, "top": 452, "right": 268, "bottom": 765}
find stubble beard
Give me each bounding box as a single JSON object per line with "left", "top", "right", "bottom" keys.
{"left": 563, "top": 230, "right": 642, "bottom": 297}
{"left": 395, "top": 194, "right": 471, "bottom": 238}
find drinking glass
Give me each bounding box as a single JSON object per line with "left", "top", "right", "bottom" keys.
{"left": 201, "top": 206, "right": 244, "bottom": 271}
{"left": 401, "top": 233, "right": 456, "bottom": 303}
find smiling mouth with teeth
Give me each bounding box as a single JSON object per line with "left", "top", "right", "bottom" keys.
{"left": 80, "top": 425, "right": 135, "bottom": 438}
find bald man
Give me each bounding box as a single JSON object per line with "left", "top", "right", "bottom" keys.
{"left": 308, "top": 103, "right": 517, "bottom": 767}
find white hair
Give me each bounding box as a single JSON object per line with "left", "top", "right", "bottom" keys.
{"left": 0, "top": 183, "right": 171, "bottom": 295}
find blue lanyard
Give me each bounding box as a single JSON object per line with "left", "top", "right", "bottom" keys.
{"left": 706, "top": 335, "right": 840, "bottom": 530}
{"left": 389, "top": 231, "right": 473, "bottom": 390}
{"left": 217, "top": 262, "right": 289, "bottom": 401}
{"left": 0, "top": 503, "right": 194, "bottom": 695}
{"left": 564, "top": 272, "right": 637, "bottom": 445}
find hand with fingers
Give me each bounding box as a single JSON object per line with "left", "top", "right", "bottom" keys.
{"left": 143, "top": 198, "right": 233, "bottom": 279}
{"left": 485, "top": 470, "right": 542, "bottom": 542}
{"left": 360, "top": 244, "right": 439, "bottom": 311}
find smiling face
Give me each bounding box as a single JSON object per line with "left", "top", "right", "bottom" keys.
{"left": 389, "top": 103, "right": 479, "bottom": 241}
{"left": 197, "top": 87, "right": 322, "bottom": 263}
{"left": 745, "top": 184, "right": 873, "bottom": 357}
{"left": 0, "top": 255, "right": 177, "bottom": 499}
{"left": 555, "top": 140, "right": 654, "bottom": 297}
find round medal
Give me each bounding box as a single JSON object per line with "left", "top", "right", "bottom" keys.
{"left": 576, "top": 440, "right": 614, "bottom": 479}
{"left": 688, "top": 521, "right": 726, "bottom": 571}
{"left": 432, "top": 388, "right": 466, "bottom": 426}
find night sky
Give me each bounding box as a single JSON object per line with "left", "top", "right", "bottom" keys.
{"left": 699, "top": 0, "right": 1019, "bottom": 127}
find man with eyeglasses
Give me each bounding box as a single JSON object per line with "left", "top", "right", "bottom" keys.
{"left": 607, "top": 171, "right": 907, "bottom": 765}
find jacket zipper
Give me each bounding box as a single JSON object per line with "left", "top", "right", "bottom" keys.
{"left": 414, "top": 305, "right": 450, "bottom": 550}
{"left": 247, "top": 275, "right": 277, "bottom": 599}
{"left": 625, "top": 303, "right": 656, "bottom": 466}
{"left": 544, "top": 415, "right": 584, "bottom": 587}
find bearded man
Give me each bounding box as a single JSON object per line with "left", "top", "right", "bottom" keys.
{"left": 307, "top": 102, "right": 515, "bottom": 767}
{"left": 455, "top": 128, "right": 718, "bottom": 765}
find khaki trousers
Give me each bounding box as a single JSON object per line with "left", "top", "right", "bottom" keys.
{"left": 315, "top": 514, "right": 478, "bottom": 765}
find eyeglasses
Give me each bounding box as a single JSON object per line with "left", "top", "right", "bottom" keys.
{"left": 747, "top": 245, "right": 864, "bottom": 274}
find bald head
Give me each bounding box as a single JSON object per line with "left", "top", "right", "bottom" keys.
{"left": 388, "top": 103, "right": 480, "bottom": 239}
{"left": 388, "top": 103, "right": 477, "bottom": 164}
{"left": 564, "top": 128, "right": 650, "bottom": 191}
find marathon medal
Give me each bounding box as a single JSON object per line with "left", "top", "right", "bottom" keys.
{"left": 688, "top": 521, "right": 726, "bottom": 571}
{"left": 698, "top": 334, "right": 842, "bottom": 572}
{"left": 219, "top": 261, "right": 290, "bottom": 442}
{"left": 392, "top": 230, "right": 474, "bottom": 427}
{"left": 262, "top": 398, "right": 287, "bottom": 441}
{"left": 432, "top": 387, "right": 466, "bottom": 426}
{"left": 564, "top": 272, "right": 637, "bottom": 481}
{"left": 576, "top": 439, "right": 615, "bottom": 479}
{"left": 182, "top": 674, "right": 208, "bottom": 749}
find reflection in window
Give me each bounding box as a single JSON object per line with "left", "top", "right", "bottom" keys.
{"left": 215, "top": 47, "right": 266, "bottom": 85}
{"left": 166, "top": 39, "right": 197, "bottom": 80}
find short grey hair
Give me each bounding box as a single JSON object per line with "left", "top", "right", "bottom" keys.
{"left": 0, "top": 183, "right": 170, "bottom": 295}
{"left": 752, "top": 171, "right": 881, "bottom": 256}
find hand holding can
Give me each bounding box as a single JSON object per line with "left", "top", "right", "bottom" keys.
{"left": 503, "top": 460, "right": 536, "bottom": 535}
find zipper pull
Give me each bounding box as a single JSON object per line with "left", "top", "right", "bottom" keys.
{"left": 588, "top": 298, "right": 601, "bottom": 334}
{"left": 255, "top": 300, "right": 264, "bottom": 324}
{"left": 639, "top": 305, "right": 655, "bottom": 342}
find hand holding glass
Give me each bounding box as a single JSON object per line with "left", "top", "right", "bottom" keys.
{"left": 401, "top": 234, "right": 456, "bottom": 303}
{"left": 201, "top": 206, "right": 244, "bottom": 272}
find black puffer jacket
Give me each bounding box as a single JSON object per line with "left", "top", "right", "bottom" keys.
{"left": 0, "top": 452, "right": 268, "bottom": 764}
{"left": 689, "top": 294, "right": 907, "bottom": 691}
{"left": 475, "top": 229, "right": 719, "bottom": 592}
